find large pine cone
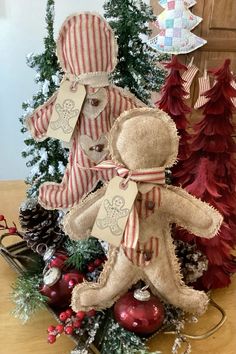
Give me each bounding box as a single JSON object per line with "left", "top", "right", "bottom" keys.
{"left": 19, "top": 199, "right": 64, "bottom": 253}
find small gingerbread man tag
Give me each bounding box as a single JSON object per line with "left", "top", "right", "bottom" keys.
{"left": 47, "top": 80, "right": 86, "bottom": 142}
{"left": 92, "top": 177, "right": 138, "bottom": 246}
{"left": 51, "top": 99, "right": 79, "bottom": 134}
{"left": 96, "top": 196, "right": 129, "bottom": 236}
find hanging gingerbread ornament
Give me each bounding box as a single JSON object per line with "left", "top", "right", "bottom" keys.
{"left": 114, "top": 286, "right": 165, "bottom": 335}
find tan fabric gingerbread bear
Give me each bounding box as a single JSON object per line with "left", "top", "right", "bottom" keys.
{"left": 63, "top": 107, "right": 223, "bottom": 315}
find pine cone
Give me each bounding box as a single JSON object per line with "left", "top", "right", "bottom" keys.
{"left": 19, "top": 199, "right": 64, "bottom": 253}
{"left": 174, "top": 240, "right": 208, "bottom": 284}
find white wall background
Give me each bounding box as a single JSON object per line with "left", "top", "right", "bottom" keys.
{"left": 1, "top": 0, "right": 152, "bottom": 180}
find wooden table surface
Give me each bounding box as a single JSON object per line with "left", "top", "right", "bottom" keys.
{"left": 0, "top": 180, "right": 235, "bottom": 354}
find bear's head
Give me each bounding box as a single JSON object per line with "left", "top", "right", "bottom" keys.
{"left": 108, "top": 108, "right": 179, "bottom": 170}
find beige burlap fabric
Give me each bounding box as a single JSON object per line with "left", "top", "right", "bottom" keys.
{"left": 64, "top": 108, "right": 223, "bottom": 315}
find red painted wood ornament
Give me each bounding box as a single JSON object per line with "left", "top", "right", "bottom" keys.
{"left": 114, "top": 286, "right": 165, "bottom": 335}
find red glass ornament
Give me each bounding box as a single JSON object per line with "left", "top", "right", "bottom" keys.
{"left": 114, "top": 288, "right": 165, "bottom": 335}
{"left": 48, "top": 251, "right": 68, "bottom": 270}
{"left": 40, "top": 268, "right": 84, "bottom": 309}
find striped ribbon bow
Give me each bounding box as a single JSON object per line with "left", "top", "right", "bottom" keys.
{"left": 92, "top": 160, "right": 166, "bottom": 249}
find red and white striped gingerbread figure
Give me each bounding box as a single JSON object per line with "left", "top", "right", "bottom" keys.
{"left": 64, "top": 108, "right": 223, "bottom": 315}
{"left": 27, "top": 13, "right": 144, "bottom": 210}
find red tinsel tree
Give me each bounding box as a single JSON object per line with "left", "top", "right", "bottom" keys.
{"left": 156, "top": 55, "right": 191, "bottom": 177}
{"left": 175, "top": 59, "right": 236, "bottom": 289}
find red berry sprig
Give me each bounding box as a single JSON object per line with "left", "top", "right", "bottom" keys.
{"left": 47, "top": 308, "right": 97, "bottom": 344}
{"left": 86, "top": 256, "right": 107, "bottom": 273}
{"left": 0, "top": 215, "right": 21, "bottom": 237}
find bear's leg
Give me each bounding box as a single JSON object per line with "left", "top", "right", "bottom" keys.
{"left": 71, "top": 249, "right": 138, "bottom": 312}
{"left": 144, "top": 248, "right": 209, "bottom": 315}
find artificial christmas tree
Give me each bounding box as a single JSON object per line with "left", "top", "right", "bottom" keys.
{"left": 104, "top": 0, "right": 167, "bottom": 104}
{"left": 157, "top": 56, "right": 191, "bottom": 178}
{"left": 20, "top": 0, "right": 68, "bottom": 198}
{"left": 175, "top": 59, "right": 236, "bottom": 289}
{"left": 148, "top": 0, "right": 206, "bottom": 54}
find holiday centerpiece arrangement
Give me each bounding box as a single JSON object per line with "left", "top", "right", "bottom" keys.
{"left": 1, "top": 1, "right": 236, "bottom": 354}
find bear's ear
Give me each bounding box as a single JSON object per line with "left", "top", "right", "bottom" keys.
{"left": 108, "top": 107, "right": 179, "bottom": 169}
{"left": 56, "top": 12, "right": 118, "bottom": 76}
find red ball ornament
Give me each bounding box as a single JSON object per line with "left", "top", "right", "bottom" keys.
{"left": 0, "top": 215, "right": 5, "bottom": 221}
{"left": 40, "top": 267, "right": 83, "bottom": 309}
{"left": 114, "top": 286, "right": 165, "bottom": 335}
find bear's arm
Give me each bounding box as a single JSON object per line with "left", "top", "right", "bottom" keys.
{"left": 160, "top": 186, "right": 223, "bottom": 238}
{"left": 63, "top": 185, "right": 107, "bottom": 240}
{"left": 26, "top": 92, "right": 58, "bottom": 141}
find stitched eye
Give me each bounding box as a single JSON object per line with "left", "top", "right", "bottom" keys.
{"left": 90, "top": 98, "right": 100, "bottom": 107}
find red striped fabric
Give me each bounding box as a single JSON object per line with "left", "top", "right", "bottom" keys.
{"left": 123, "top": 188, "right": 161, "bottom": 266}
{"left": 28, "top": 85, "right": 142, "bottom": 209}
{"left": 26, "top": 13, "right": 144, "bottom": 209}
{"left": 182, "top": 64, "right": 199, "bottom": 99}
{"left": 91, "top": 160, "right": 166, "bottom": 184}
{"left": 91, "top": 161, "right": 164, "bottom": 262}
{"left": 194, "top": 77, "right": 236, "bottom": 109}
{"left": 57, "top": 13, "right": 117, "bottom": 75}
{"left": 231, "top": 80, "right": 236, "bottom": 108}
{"left": 194, "top": 74, "right": 211, "bottom": 109}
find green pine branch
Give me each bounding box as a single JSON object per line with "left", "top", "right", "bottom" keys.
{"left": 100, "top": 318, "right": 161, "bottom": 354}
{"left": 65, "top": 238, "right": 105, "bottom": 272}
{"left": 11, "top": 273, "right": 48, "bottom": 324}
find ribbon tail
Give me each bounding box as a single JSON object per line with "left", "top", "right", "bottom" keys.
{"left": 123, "top": 206, "right": 139, "bottom": 249}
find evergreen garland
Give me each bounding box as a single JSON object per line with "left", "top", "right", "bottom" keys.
{"left": 12, "top": 273, "right": 47, "bottom": 323}
{"left": 100, "top": 318, "right": 161, "bottom": 354}
{"left": 20, "top": 0, "right": 68, "bottom": 198}
{"left": 65, "top": 238, "right": 105, "bottom": 272}
{"left": 104, "top": 0, "right": 168, "bottom": 104}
